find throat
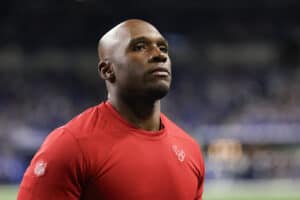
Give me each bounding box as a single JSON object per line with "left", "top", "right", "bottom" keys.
{"left": 108, "top": 97, "right": 162, "bottom": 131}
{"left": 133, "top": 116, "right": 162, "bottom": 131}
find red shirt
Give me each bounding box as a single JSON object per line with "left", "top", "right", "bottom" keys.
{"left": 18, "top": 102, "right": 205, "bottom": 200}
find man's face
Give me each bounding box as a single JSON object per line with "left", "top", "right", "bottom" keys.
{"left": 111, "top": 21, "right": 172, "bottom": 101}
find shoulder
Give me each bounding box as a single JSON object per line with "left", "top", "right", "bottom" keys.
{"left": 21, "top": 127, "right": 86, "bottom": 182}
{"left": 36, "top": 127, "right": 84, "bottom": 164}
{"left": 161, "top": 113, "right": 198, "bottom": 146}
{"left": 62, "top": 102, "right": 108, "bottom": 138}
{"left": 18, "top": 127, "right": 86, "bottom": 199}
{"left": 34, "top": 102, "right": 109, "bottom": 168}
{"left": 162, "top": 113, "right": 205, "bottom": 173}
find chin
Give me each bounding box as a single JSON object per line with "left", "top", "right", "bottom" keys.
{"left": 146, "top": 83, "right": 170, "bottom": 100}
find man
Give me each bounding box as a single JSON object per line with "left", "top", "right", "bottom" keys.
{"left": 17, "top": 19, "right": 205, "bottom": 200}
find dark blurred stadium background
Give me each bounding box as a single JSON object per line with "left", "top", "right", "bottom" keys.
{"left": 1, "top": 0, "right": 300, "bottom": 199}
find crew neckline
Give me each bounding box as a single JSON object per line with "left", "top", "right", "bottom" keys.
{"left": 103, "top": 101, "right": 167, "bottom": 139}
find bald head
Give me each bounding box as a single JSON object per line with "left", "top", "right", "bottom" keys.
{"left": 98, "top": 19, "right": 163, "bottom": 62}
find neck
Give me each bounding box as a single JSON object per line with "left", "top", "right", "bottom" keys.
{"left": 108, "top": 95, "right": 161, "bottom": 131}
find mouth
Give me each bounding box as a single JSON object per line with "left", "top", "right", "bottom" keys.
{"left": 149, "top": 67, "right": 170, "bottom": 77}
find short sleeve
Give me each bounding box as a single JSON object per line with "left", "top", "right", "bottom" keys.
{"left": 195, "top": 174, "right": 205, "bottom": 200}
{"left": 17, "top": 128, "right": 86, "bottom": 200}
{"left": 195, "top": 142, "right": 205, "bottom": 200}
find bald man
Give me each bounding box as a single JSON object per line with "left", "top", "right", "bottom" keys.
{"left": 17, "top": 19, "right": 205, "bottom": 200}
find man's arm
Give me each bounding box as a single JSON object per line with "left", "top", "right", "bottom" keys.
{"left": 17, "top": 128, "right": 86, "bottom": 200}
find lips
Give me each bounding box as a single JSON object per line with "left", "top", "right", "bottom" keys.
{"left": 149, "top": 67, "right": 170, "bottom": 76}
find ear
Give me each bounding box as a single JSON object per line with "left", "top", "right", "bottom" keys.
{"left": 98, "top": 60, "right": 115, "bottom": 82}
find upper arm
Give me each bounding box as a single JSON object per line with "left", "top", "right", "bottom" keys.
{"left": 195, "top": 142, "right": 205, "bottom": 200}
{"left": 195, "top": 175, "right": 204, "bottom": 200}
{"left": 17, "top": 128, "right": 86, "bottom": 200}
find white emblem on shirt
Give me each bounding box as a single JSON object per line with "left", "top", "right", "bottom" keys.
{"left": 34, "top": 160, "right": 47, "bottom": 176}
{"left": 172, "top": 145, "right": 185, "bottom": 162}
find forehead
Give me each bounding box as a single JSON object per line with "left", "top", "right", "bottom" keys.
{"left": 98, "top": 21, "right": 166, "bottom": 60}
{"left": 121, "top": 22, "right": 165, "bottom": 43}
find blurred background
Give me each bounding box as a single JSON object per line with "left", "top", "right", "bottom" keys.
{"left": 1, "top": 0, "right": 300, "bottom": 199}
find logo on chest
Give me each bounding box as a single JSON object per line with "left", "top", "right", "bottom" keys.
{"left": 171, "top": 145, "right": 185, "bottom": 162}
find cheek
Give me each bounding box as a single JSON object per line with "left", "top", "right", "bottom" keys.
{"left": 114, "top": 53, "right": 147, "bottom": 83}
{"left": 123, "top": 56, "right": 146, "bottom": 76}
{"left": 128, "top": 56, "right": 147, "bottom": 69}
{"left": 115, "top": 62, "right": 144, "bottom": 86}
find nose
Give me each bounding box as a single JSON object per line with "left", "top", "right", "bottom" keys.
{"left": 148, "top": 46, "right": 167, "bottom": 63}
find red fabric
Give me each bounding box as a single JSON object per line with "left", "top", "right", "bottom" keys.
{"left": 18, "top": 102, "right": 205, "bottom": 200}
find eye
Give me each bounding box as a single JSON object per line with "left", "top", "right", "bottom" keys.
{"left": 132, "top": 42, "right": 147, "bottom": 51}
{"left": 159, "top": 45, "right": 168, "bottom": 53}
